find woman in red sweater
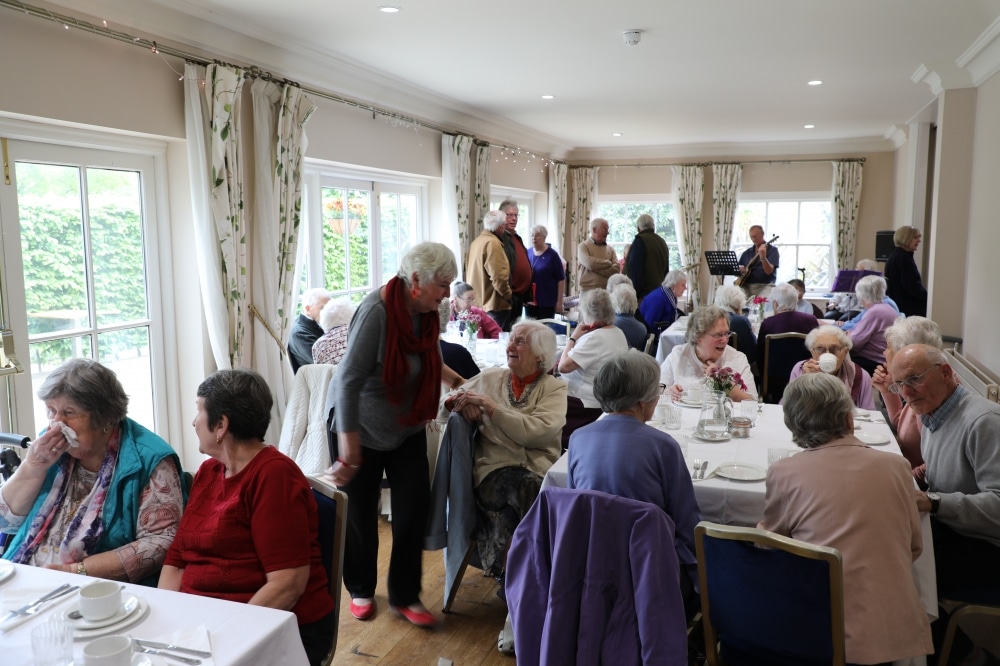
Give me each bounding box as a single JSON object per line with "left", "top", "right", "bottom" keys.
{"left": 160, "top": 369, "right": 334, "bottom": 666}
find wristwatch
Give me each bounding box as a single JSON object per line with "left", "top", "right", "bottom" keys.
{"left": 926, "top": 492, "right": 941, "bottom": 515}
{"left": 76, "top": 560, "right": 88, "bottom": 576}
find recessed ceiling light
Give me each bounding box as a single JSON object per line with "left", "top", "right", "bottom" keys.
{"left": 807, "top": 80, "right": 822, "bottom": 86}
{"left": 612, "top": 132, "right": 623, "bottom": 137}
{"left": 379, "top": 6, "right": 401, "bottom": 13}
{"left": 804, "top": 124, "right": 815, "bottom": 129}
{"left": 541, "top": 95, "right": 554, "bottom": 100}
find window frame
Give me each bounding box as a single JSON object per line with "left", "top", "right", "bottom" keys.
{"left": 490, "top": 187, "right": 535, "bottom": 241}
{"left": 596, "top": 194, "right": 681, "bottom": 269}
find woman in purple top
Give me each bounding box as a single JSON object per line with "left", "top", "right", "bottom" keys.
{"left": 848, "top": 275, "right": 899, "bottom": 376}
{"left": 526, "top": 225, "right": 566, "bottom": 319}
{"left": 755, "top": 283, "right": 818, "bottom": 362}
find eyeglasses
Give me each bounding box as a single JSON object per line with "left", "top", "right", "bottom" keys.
{"left": 707, "top": 331, "right": 731, "bottom": 340}
{"left": 888, "top": 364, "right": 941, "bottom": 395}
{"left": 458, "top": 295, "right": 475, "bottom": 304}
{"left": 659, "top": 383, "right": 668, "bottom": 395}
{"left": 812, "top": 345, "right": 845, "bottom": 355}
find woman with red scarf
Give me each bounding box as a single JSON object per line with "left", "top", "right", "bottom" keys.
{"left": 325, "top": 242, "right": 460, "bottom": 627}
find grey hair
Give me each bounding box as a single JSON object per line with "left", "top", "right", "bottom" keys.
{"left": 769, "top": 283, "right": 800, "bottom": 314}
{"left": 301, "top": 287, "right": 331, "bottom": 308}
{"left": 782, "top": 373, "right": 854, "bottom": 448}
{"left": 606, "top": 273, "right": 634, "bottom": 293}
{"left": 636, "top": 214, "right": 655, "bottom": 231}
{"left": 714, "top": 285, "right": 747, "bottom": 314}
{"left": 319, "top": 297, "right": 355, "bottom": 332}
{"left": 512, "top": 320, "right": 558, "bottom": 371}
{"left": 397, "top": 242, "right": 457, "bottom": 287}
{"left": 594, "top": 351, "right": 662, "bottom": 413}
{"left": 483, "top": 210, "right": 507, "bottom": 232}
{"left": 883, "top": 316, "right": 942, "bottom": 353}
{"left": 685, "top": 306, "right": 728, "bottom": 344}
{"left": 531, "top": 225, "right": 548, "bottom": 238}
{"left": 611, "top": 284, "right": 638, "bottom": 315}
{"left": 893, "top": 226, "right": 921, "bottom": 248}
{"left": 579, "top": 288, "right": 616, "bottom": 325}
{"left": 498, "top": 199, "right": 519, "bottom": 213}
{"left": 855, "top": 275, "right": 887, "bottom": 304}
{"left": 663, "top": 269, "right": 688, "bottom": 289}
{"left": 590, "top": 217, "right": 609, "bottom": 231}
{"left": 38, "top": 358, "right": 129, "bottom": 429}
{"left": 805, "top": 325, "right": 853, "bottom": 352}
{"left": 451, "top": 280, "right": 473, "bottom": 298}
{"left": 856, "top": 258, "right": 880, "bottom": 272}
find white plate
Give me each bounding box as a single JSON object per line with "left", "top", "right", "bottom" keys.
{"left": 60, "top": 594, "right": 139, "bottom": 630}
{"left": 692, "top": 430, "right": 731, "bottom": 442}
{"left": 713, "top": 462, "right": 767, "bottom": 481}
{"left": 132, "top": 655, "right": 155, "bottom": 666}
{"left": 71, "top": 597, "right": 149, "bottom": 640}
{"left": 676, "top": 398, "right": 703, "bottom": 409}
{"left": 856, "top": 432, "right": 891, "bottom": 446}
{"left": 0, "top": 560, "right": 14, "bottom": 585}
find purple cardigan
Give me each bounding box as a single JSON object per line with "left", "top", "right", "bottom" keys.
{"left": 849, "top": 302, "right": 898, "bottom": 364}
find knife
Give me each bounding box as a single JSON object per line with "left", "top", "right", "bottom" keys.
{"left": 134, "top": 639, "right": 213, "bottom": 658}
{"left": 0, "top": 583, "right": 71, "bottom": 624}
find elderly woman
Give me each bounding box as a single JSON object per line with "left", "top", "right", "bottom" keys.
{"left": 526, "top": 225, "right": 566, "bottom": 319}
{"left": 714, "top": 284, "right": 758, "bottom": 367}
{"left": 161, "top": 370, "right": 334, "bottom": 665}
{"left": 559, "top": 288, "right": 629, "bottom": 409}
{"left": 0, "top": 359, "right": 183, "bottom": 583}
{"left": 611, "top": 284, "right": 648, "bottom": 351}
{"left": 439, "top": 319, "right": 566, "bottom": 587}
{"left": 311, "top": 297, "right": 356, "bottom": 365}
{"left": 846, "top": 275, "right": 899, "bottom": 376}
{"left": 639, "top": 269, "right": 687, "bottom": 332}
{"left": 788, "top": 326, "right": 875, "bottom": 409}
{"left": 661, "top": 306, "right": 757, "bottom": 402}
{"left": 756, "top": 282, "right": 818, "bottom": 361}
{"left": 871, "top": 316, "right": 943, "bottom": 472}
{"left": 568, "top": 351, "right": 701, "bottom": 618}
{"left": 450, "top": 281, "right": 502, "bottom": 339}
{"left": 885, "top": 226, "right": 927, "bottom": 317}
{"left": 325, "top": 242, "right": 460, "bottom": 627}
{"left": 760, "top": 373, "right": 932, "bottom": 665}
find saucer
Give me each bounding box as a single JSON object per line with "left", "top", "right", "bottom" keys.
{"left": 61, "top": 594, "right": 138, "bottom": 630}
{"left": 692, "top": 430, "right": 731, "bottom": 442}
{"left": 69, "top": 597, "right": 149, "bottom": 640}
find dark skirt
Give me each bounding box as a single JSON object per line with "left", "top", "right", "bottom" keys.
{"left": 473, "top": 466, "right": 544, "bottom": 577}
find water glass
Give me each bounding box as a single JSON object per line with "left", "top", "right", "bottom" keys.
{"left": 660, "top": 403, "right": 682, "bottom": 429}
{"left": 31, "top": 617, "right": 73, "bottom": 666}
{"left": 498, "top": 332, "right": 510, "bottom": 345}
{"left": 674, "top": 434, "right": 689, "bottom": 460}
{"left": 739, "top": 400, "right": 758, "bottom": 424}
{"left": 767, "top": 447, "right": 794, "bottom": 468}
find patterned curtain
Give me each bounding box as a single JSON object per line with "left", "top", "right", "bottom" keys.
{"left": 833, "top": 160, "right": 864, "bottom": 272}
{"left": 442, "top": 134, "right": 472, "bottom": 277}
{"left": 249, "top": 79, "right": 316, "bottom": 443}
{"left": 673, "top": 165, "right": 705, "bottom": 307}
{"left": 709, "top": 163, "right": 743, "bottom": 304}
{"left": 548, "top": 162, "right": 568, "bottom": 253}
{"left": 568, "top": 167, "right": 599, "bottom": 293}
{"left": 185, "top": 62, "right": 247, "bottom": 369}
{"left": 474, "top": 142, "right": 492, "bottom": 248}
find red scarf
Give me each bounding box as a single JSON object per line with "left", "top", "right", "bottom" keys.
{"left": 511, "top": 370, "right": 542, "bottom": 400}
{"left": 382, "top": 276, "right": 442, "bottom": 425}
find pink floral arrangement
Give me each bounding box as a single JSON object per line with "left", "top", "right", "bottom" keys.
{"left": 752, "top": 295, "right": 768, "bottom": 306}
{"left": 456, "top": 310, "right": 481, "bottom": 334}
{"left": 705, "top": 366, "right": 747, "bottom": 394}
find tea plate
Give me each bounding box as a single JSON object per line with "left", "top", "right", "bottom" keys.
{"left": 856, "top": 432, "right": 891, "bottom": 446}
{"left": 713, "top": 462, "right": 767, "bottom": 482}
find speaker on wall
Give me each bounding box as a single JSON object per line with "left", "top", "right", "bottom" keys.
{"left": 874, "top": 231, "right": 895, "bottom": 262}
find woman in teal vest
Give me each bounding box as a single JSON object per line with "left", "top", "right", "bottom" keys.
{"left": 0, "top": 358, "right": 184, "bottom": 585}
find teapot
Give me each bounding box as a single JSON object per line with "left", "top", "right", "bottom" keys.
{"left": 695, "top": 390, "right": 733, "bottom": 440}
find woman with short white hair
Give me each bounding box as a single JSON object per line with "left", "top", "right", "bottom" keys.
{"left": 848, "top": 275, "right": 900, "bottom": 376}
{"left": 558, "top": 289, "right": 629, "bottom": 408}
{"left": 755, "top": 283, "right": 818, "bottom": 362}
{"left": 526, "top": 225, "right": 566, "bottom": 319}
{"left": 611, "top": 284, "right": 647, "bottom": 351}
{"left": 713, "top": 284, "right": 758, "bottom": 367}
{"left": 311, "top": 297, "right": 356, "bottom": 365}
{"left": 885, "top": 226, "right": 927, "bottom": 317}
{"left": 787, "top": 325, "right": 875, "bottom": 409}
{"left": 639, "top": 269, "right": 687, "bottom": 332}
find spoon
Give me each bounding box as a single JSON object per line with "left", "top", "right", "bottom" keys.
{"left": 67, "top": 585, "right": 126, "bottom": 619}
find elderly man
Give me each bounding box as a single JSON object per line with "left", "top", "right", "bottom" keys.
{"left": 737, "top": 224, "right": 779, "bottom": 297}
{"left": 625, "top": 213, "right": 669, "bottom": 300}
{"left": 891, "top": 344, "right": 1000, "bottom": 604}
{"left": 499, "top": 199, "right": 533, "bottom": 328}
{"left": 576, "top": 218, "right": 619, "bottom": 292}
{"left": 639, "top": 269, "right": 687, "bottom": 334}
{"left": 467, "top": 210, "right": 513, "bottom": 330}
{"left": 288, "top": 287, "right": 331, "bottom": 373}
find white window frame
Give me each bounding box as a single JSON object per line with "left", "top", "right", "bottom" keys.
{"left": 596, "top": 194, "right": 681, "bottom": 267}
{"left": 490, "top": 187, "right": 539, "bottom": 241}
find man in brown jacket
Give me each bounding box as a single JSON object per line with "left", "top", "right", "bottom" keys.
{"left": 576, "top": 218, "right": 619, "bottom": 292}
{"left": 467, "top": 210, "right": 513, "bottom": 329}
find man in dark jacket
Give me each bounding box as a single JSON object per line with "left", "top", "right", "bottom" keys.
{"left": 625, "top": 214, "right": 670, "bottom": 300}
{"left": 287, "top": 287, "right": 330, "bottom": 373}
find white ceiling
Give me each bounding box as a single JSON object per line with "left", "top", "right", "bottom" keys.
{"left": 37, "top": 0, "right": 1000, "bottom": 159}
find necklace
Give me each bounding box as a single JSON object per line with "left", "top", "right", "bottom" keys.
{"left": 507, "top": 373, "right": 542, "bottom": 409}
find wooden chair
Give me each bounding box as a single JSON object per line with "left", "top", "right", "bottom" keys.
{"left": 308, "top": 476, "right": 348, "bottom": 663}
{"left": 939, "top": 602, "right": 1000, "bottom": 665}
{"left": 536, "top": 318, "right": 572, "bottom": 336}
{"left": 695, "top": 521, "right": 846, "bottom": 666}
{"left": 762, "top": 332, "right": 810, "bottom": 404}
{"left": 643, "top": 332, "right": 656, "bottom": 355}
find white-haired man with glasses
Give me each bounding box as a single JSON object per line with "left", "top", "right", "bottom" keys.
{"left": 890, "top": 344, "right": 1000, "bottom": 653}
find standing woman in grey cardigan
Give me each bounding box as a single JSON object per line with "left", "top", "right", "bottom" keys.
{"left": 324, "top": 242, "right": 462, "bottom": 628}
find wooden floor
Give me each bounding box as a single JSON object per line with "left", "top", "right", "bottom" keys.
{"left": 332, "top": 517, "right": 514, "bottom": 665}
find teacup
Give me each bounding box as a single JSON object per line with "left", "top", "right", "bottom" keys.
{"left": 79, "top": 580, "right": 121, "bottom": 622}
{"left": 818, "top": 352, "right": 838, "bottom": 374}
{"left": 681, "top": 386, "right": 703, "bottom": 404}
{"left": 83, "top": 635, "right": 132, "bottom": 666}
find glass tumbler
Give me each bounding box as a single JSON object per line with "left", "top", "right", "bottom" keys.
{"left": 31, "top": 617, "right": 73, "bottom": 666}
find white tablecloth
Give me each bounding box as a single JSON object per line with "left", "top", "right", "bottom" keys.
{"left": 0, "top": 563, "right": 309, "bottom": 666}
{"left": 655, "top": 317, "right": 688, "bottom": 363}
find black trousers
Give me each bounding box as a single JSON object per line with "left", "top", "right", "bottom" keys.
{"left": 341, "top": 429, "right": 429, "bottom": 607}
{"left": 524, "top": 304, "right": 555, "bottom": 320}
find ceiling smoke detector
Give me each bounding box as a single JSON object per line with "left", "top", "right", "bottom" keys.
{"left": 623, "top": 30, "right": 642, "bottom": 46}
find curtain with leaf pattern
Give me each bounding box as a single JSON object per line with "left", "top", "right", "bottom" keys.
{"left": 442, "top": 135, "right": 472, "bottom": 277}
{"left": 568, "top": 167, "right": 599, "bottom": 293}
{"left": 709, "top": 163, "right": 743, "bottom": 304}
{"left": 548, "top": 162, "right": 568, "bottom": 253}
{"left": 474, "top": 142, "right": 492, "bottom": 248}
{"left": 673, "top": 165, "right": 705, "bottom": 307}
{"left": 833, "top": 160, "right": 864, "bottom": 272}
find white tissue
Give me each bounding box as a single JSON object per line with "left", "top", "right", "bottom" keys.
{"left": 49, "top": 420, "right": 80, "bottom": 448}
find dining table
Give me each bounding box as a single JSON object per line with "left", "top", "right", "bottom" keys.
{"left": 0, "top": 562, "right": 309, "bottom": 665}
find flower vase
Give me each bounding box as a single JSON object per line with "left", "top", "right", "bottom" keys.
{"left": 465, "top": 328, "right": 477, "bottom": 354}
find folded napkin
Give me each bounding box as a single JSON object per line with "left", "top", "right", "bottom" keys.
{"left": 0, "top": 585, "right": 76, "bottom": 632}
{"left": 138, "top": 623, "right": 215, "bottom": 666}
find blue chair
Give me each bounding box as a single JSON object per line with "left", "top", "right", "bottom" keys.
{"left": 308, "top": 476, "right": 348, "bottom": 664}
{"left": 695, "top": 521, "right": 846, "bottom": 666}
{"left": 762, "top": 333, "right": 810, "bottom": 404}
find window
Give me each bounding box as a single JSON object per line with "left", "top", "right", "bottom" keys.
{"left": 490, "top": 192, "right": 532, "bottom": 239}
{"left": 596, "top": 200, "right": 681, "bottom": 269}
{"left": 728, "top": 195, "right": 833, "bottom": 290}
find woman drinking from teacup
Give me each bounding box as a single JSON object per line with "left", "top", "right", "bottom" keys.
{"left": 787, "top": 326, "right": 875, "bottom": 409}
{"left": 660, "top": 306, "right": 757, "bottom": 403}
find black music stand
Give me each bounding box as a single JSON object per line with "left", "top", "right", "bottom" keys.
{"left": 704, "top": 250, "right": 742, "bottom": 277}
{"left": 830, "top": 269, "right": 881, "bottom": 293}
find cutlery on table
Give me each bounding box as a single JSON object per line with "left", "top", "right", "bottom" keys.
{"left": 134, "top": 638, "right": 212, "bottom": 658}
{"left": 699, "top": 460, "right": 709, "bottom": 479}
{"left": 692, "top": 458, "right": 702, "bottom": 479}
{"left": 0, "top": 583, "right": 78, "bottom": 625}
{"left": 133, "top": 643, "right": 203, "bottom": 665}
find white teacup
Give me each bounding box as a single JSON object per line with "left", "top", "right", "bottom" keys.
{"left": 818, "top": 352, "right": 838, "bottom": 374}
{"left": 83, "top": 635, "right": 132, "bottom": 666}
{"left": 681, "top": 386, "right": 703, "bottom": 404}
{"left": 79, "top": 580, "right": 121, "bottom": 622}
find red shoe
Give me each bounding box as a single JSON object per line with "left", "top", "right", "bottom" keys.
{"left": 350, "top": 598, "right": 376, "bottom": 621}
{"left": 393, "top": 604, "right": 437, "bottom": 627}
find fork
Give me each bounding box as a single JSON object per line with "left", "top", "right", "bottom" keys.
{"left": 133, "top": 644, "right": 202, "bottom": 665}
{"left": 692, "top": 458, "right": 702, "bottom": 479}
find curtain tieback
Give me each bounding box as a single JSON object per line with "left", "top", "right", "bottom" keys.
{"left": 249, "top": 304, "right": 285, "bottom": 356}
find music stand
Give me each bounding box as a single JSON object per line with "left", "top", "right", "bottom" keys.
{"left": 830, "top": 269, "right": 881, "bottom": 293}
{"left": 704, "top": 250, "right": 742, "bottom": 277}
